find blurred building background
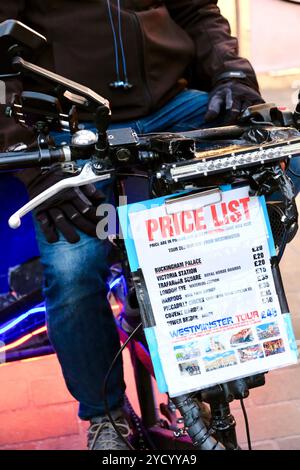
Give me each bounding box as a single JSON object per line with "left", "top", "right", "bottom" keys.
{"left": 0, "top": 0, "right": 300, "bottom": 451}
{"left": 220, "top": 0, "right": 300, "bottom": 107}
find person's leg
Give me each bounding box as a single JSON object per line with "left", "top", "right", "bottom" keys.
{"left": 34, "top": 216, "right": 125, "bottom": 420}
{"left": 135, "top": 89, "right": 209, "bottom": 133}
{"left": 91, "top": 89, "right": 209, "bottom": 135}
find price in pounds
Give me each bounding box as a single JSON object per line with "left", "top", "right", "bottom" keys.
{"left": 261, "top": 308, "right": 277, "bottom": 319}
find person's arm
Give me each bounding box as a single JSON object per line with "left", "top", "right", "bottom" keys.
{"left": 165, "top": 0, "right": 263, "bottom": 123}
{"left": 165, "top": 0, "right": 258, "bottom": 89}
{"left": 0, "top": 2, "right": 34, "bottom": 151}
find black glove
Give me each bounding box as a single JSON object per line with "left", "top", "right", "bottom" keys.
{"left": 27, "top": 165, "right": 105, "bottom": 244}
{"left": 205, "top": 80, "right": 265, "bottom": 125}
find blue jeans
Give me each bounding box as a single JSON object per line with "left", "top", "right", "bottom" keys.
{"left": 35, "top": 89, "right": 209, "bottom": 420}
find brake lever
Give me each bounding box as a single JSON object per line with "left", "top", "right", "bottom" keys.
{"left": 8, "top": 162, "right": 112, "bottom": 229}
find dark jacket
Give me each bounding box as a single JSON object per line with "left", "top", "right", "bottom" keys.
{"left": 0, "top": 0, "right": 259, "bottom": 150}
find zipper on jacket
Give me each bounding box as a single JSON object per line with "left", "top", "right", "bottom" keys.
{"left": 131, "top": 11, "right": 153, "bottom": 113}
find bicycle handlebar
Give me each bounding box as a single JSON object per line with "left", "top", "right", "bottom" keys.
{"left": 0, "top": 147, "right": 68, "bottom": 170}
{"left": 2, "top": 123, "right": 300, "bottom": 236}
{"left": 0, "top": 121, "right": 294, "bottom": 174}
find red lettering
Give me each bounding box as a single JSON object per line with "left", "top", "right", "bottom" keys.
{"left": 146, "top": 219, "right": 158, "bottom": 241}
{"left": 193, "top": 208, "right": 207, "bottom": 231}
{"left": 211, "top": 204, "right": 228, "bottom": 227}
{"left": 211, "top": 204, "right": 221, "bottom": 227}
{"left": 159, "top": 216, "right": 174, "bottom": 239}
{"left": 228, "top": 199, "right": 241, "bottom": 223}
{"left": 239, "top": 197, "right": 250, "bottom": 220}
{"left": 145, "top": 196, "right": 250, "bottom": 241}
{"left": 171, "top": 213, "right": 181, "bottom": 236}
{"left": 180, "top": 211, "right": 193, "bottom": 234}
{"left": 221, "top": 202, "right": 230, "bottom": 225}
{"left": 236, "top": 310, "right": 259, "bottom": 322}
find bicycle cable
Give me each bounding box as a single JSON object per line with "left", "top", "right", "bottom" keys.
{"left": 116, "top": 172, "right": 149, "bottom": 179}
{"left": 240, "top": 398, "right": 252, "bottom": 450}
{"left": 277, "top": 227, "right": 289, "bottom": 262}
{"left": 103, "top": 322, "right": 143, "bottom": 450}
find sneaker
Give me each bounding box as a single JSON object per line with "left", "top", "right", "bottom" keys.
{"left": 87, "top": 409, "right": 131, "bottom": 450}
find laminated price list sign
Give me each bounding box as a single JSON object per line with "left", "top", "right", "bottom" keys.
{"left": 119, "top": 187, "right": 298, "bottom": 397}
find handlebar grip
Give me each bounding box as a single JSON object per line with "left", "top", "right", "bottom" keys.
{"left": 0, "top": 148, "right": 67, "bottom": 171}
